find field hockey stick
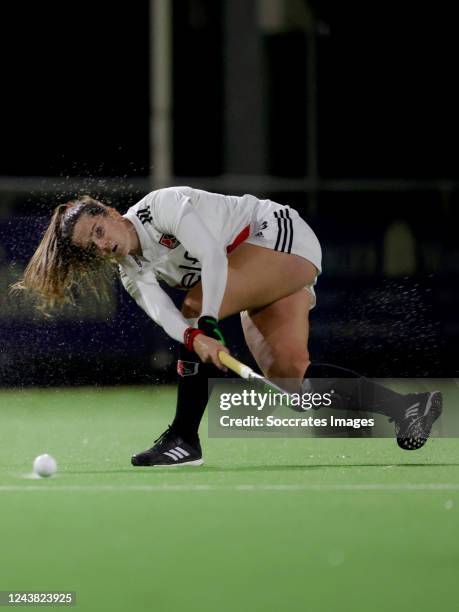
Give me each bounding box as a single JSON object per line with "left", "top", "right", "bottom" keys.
{"left": 218, "top": 351, "right": 289, "bottom": 397}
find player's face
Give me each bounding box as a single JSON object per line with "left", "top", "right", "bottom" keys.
{"left": 72, "top": 213, "right": 136, "bottom": 259}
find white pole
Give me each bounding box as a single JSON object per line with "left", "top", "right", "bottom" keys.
{"left": 150, "top": 0, "right": 172, "bottom": 189}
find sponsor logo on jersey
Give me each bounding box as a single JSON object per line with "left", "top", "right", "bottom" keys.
{"left": 132, "top": 254, "right": 143, "bottom": 268}
{"left": 159, "top": 234, "right": 180, "bottom": 249}
{"left": 136, "top": 207, "right": 152, "bottom": 225}
{"left": 178, "top": 251, "right": 201, "bottom": 287}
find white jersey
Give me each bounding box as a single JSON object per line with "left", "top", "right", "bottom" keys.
{"left": 119, "top": 186, "right": 322, "bottom": 343}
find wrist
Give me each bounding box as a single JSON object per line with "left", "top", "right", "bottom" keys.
{"left": 183, "top": 326, "right": 204, "bottom": 352}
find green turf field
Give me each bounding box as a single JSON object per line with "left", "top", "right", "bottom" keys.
{"left": 1, "top": 385, "right": 458, "bottom": 611}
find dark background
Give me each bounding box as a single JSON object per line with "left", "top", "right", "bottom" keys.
{"left": 2, "top": 2, "right": 457, "bottom": 179}
{"left": 1, "top": 0, "right": 457, "bottom": 385}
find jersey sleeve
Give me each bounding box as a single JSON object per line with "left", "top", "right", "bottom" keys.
{"left": 173, "top": 202, "right": 228, "bottom": 321}
{"left": 148, "top": 188, "right": 193, "bottom": 235}
{"left": 119, "top": 268, "right": 189, "bottom": 343}
{"left": 129, "top": 187, "right": 229, "bottom": 324}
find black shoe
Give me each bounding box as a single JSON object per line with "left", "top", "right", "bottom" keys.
{"left": 390, "top": 391, "right": 443, "bottom": 451}
{"left": 131, "top": 426, "right": 204, "bottom": 467}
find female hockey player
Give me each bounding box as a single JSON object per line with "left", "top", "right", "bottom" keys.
{"left": 15, "top": 187, "right": 441, "bottom": 465}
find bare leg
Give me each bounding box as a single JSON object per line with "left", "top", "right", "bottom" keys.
{"left": 182, "top": 242, "right": 317, "bottom": 319}
{"left": 181, "top": 243, "right": 315, "bottom": 391}
{"left": 241, "top": 289, "right": 312, "bottom": 392}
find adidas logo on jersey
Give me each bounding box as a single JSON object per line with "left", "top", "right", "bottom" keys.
{"left": 255, "top": 220, "right": 268, "bottom": 237}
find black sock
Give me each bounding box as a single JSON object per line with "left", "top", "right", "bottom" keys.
{"left": 171, "top": 345, "right": 222, "bottom": 443}
{"left": 305, "top": 363, "right": 406, "bottom": 418}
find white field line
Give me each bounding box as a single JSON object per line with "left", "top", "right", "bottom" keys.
{"left": 1, "top": 483, "right": 459, "bottom": 492}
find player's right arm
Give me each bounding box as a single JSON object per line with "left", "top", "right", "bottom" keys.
{"left": 120, "top": 269, "right": 229, "bottom": 370}
{"left": 120, "top": 268, "right": 188, "bottom": 343}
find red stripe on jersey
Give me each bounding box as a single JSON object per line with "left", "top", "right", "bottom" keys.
{"left": 226, "top": 225, "right": 250, "bottom": 254}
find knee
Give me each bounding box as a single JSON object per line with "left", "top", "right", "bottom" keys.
{"left": 264, "top": 346, "right": 310, "bottom": 381}
{"left": 181, "top": 295, "right": 201, "bottom": 319}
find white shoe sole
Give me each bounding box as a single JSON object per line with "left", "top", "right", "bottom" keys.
{"left": 152, "top": 459, "right": 204, "bottom": 467}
